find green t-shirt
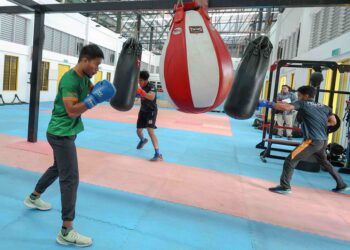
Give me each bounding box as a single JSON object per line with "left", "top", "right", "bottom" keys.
{"left": 47, "top": 69, "right": 92, "bottom": 136}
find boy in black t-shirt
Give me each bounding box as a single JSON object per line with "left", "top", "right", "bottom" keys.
{"left": 136, "top": 71, "right": 163, "bottom": 161}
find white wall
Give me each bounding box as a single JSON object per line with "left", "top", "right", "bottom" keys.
{"left": 269, "top": 8, "right": 304, "bottom": 64}
{"left": 141, "top": 50, "right": 160, "bottom": 71}
{"left": 269, "top": 7, "right": 350, "bottom": 89}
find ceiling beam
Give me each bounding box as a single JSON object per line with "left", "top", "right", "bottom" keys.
{"left": 0, "top": 6, "right": 32, "bottom": 14}
{"left": 7, "top": 0, "right": 39, "bottom": 11}
{"left": 1, "top": 0, "right": 350, "bottom": 14}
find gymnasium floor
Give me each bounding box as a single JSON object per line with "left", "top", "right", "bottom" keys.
{"left": 0, "top": 102, "right": 350, "bottom": 250}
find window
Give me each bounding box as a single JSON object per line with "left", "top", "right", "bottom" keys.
{"left": 0, "top": 15, "right": 28, "bottom": 45}
{"left": 53, "top": 29, "right": 61, "bottom": 53}
{"left": 60, "top": 32, "right": 69, "bottom": 55}
{"left": 88, "top": 43, "right": 115, "bottom": 65}
{"left": 44, "top": 26, "right": 84, "bottom": 57}
{"left": 110, "top": 54, "right": 115, "bottom": 65}
{"left": 141, "top": 62, "right": 148, "bottom": 70}
{"left": 290, "top": 73, "right": 295, "bottom": 90}
{"left": 322, "top": 69, "right": 341, "bottom": 143}
{"left": 295, "top": 25, "right": 301, "bottom": 56}
{"left": 277, "top": 26, "right": 300, "bottom": 60}
{"left": 307, "top": 69, "right": 314, "bottom": 85}
{"left": 68, "top": 35, "right": 76, "bottom": 56}
{"left": 0, "top": 15, "right": 14, "bottom": 42}
{"left": 279, "top": 76, "right": 287, "bottom": 91}
{"left": 290, "top": 31, "right": 298, "bottom": 58}
{"left": 286, "top": 36, "right": 292, "bottom": 59}
{"left": 94, "top": 71, "right": 103, "bottom": 84}
{"left": 44, "top": 26, "right": 54, "bottom": 51}
{"left": 310, "top": 7, "right": 350, "bottom": 49}
{"left": 264, "top": 80, "right": 269, "bottom": 99}
{"left": 14, "top": 15, "right": 27, "bottom": 45}
{"left": 106, "top": 72, "right": 112, "bottom": 81}
{"left": 282, "top": 39, "right": 287, "bottom": 59}
{"left": 277, "top": 41, "right": 284, "bottom": 60}
{"left": 40, "top": 61, "right": 50, "bottom": 91}
{"left": 76, "top": 42, "right": 84, "bottom": 56}
{"left": 3, "top": 55, "right": 18, "bottom": 91}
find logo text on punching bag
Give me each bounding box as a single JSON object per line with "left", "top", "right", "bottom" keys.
{"left": 189, "top": 26, "right": 203, "bottom": 34}
{"left": 173, "top": 27, "right": 182, "bottom": 35}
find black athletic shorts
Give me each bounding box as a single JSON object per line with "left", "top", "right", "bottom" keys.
{"left": 137, "top": 110, "right": 158, "bottom": 129}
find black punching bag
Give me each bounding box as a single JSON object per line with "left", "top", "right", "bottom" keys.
{"left": 224, "top": 36, "right": 273, "bottom": 119}
{"left": 110, "top": 38, "right": 142, "bottom": 111}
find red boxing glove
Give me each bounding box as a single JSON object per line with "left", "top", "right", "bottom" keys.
{"left": 137, "top": 87, "right": 147, "bottom": 97}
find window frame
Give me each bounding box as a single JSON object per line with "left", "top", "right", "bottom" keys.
{"left": 3, "top": 55, "right": 19, "bottom": 91}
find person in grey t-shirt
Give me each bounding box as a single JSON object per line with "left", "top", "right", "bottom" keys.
{"left": 259, "top": 86, "right": 348, "bottom": 194}
{"left": 276, "top": 85, "right": 297, "bottom": 139}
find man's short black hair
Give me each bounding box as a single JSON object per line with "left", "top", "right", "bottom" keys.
{"left": 79, "top": 44, "right": 104, "bottom": 62}
{"left": 139, "top": 70, "right": 150, "bottom": 80}
{"left": 297, "top": 86, "right": 316, "bottom": 98}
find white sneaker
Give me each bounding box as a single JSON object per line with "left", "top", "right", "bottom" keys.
{"left": 24, "top": 196, "right": 52, "bottom": 211}
{"left": 56, "top": 229, "right": 93, "bottom": 247}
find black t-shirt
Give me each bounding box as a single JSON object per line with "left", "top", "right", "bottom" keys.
{"left": 140, "top": 82, "right": 157, "bottom": 112}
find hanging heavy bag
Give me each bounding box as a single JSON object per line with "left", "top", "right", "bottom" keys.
{"left": 310, "top": 72, "right": 324, "bottom": 87}
{"left": 160, "top": 1, "right": 233, "bottom": 113}
{"left": 110, "top": 38, "right": 142, "bottom": 111}
{"left": 224, "top": 36, "right": 273, "bottom": 119}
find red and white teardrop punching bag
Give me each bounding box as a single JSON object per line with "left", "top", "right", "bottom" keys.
{"left": 160, "top": 2, "right": 233, "bottom": 113}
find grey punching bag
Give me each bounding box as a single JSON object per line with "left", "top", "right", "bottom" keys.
{"left": 110, "top": 38, "right": 142, "bottom": 111}
{"left": 224, "top": 36, "right": 273, "bottom": 119}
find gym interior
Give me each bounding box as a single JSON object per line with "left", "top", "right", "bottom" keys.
{"left": 0, "top": 1, "right": 350, "bottom": 249}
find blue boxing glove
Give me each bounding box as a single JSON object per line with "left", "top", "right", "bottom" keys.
{"left": 84, "top": 80, "right": 116, "bottom": 109}
{"left": 258, "top": 100, "right": 275, "bottom": 109}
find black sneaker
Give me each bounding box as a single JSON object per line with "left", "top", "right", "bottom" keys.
{"left": 136, "top": 138, "right": 148, "bottom": 149}
{"left": 332, "top": 185, "right": 349, "bottom": 193}
{"left": 287, "top": 136, "right": 293, "bottom": 140}
{"left": 150, "top": 153, "right": 163, "bottom": 162}
{"left": 269, "top": 185, "right": 292, "bottom": 194}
